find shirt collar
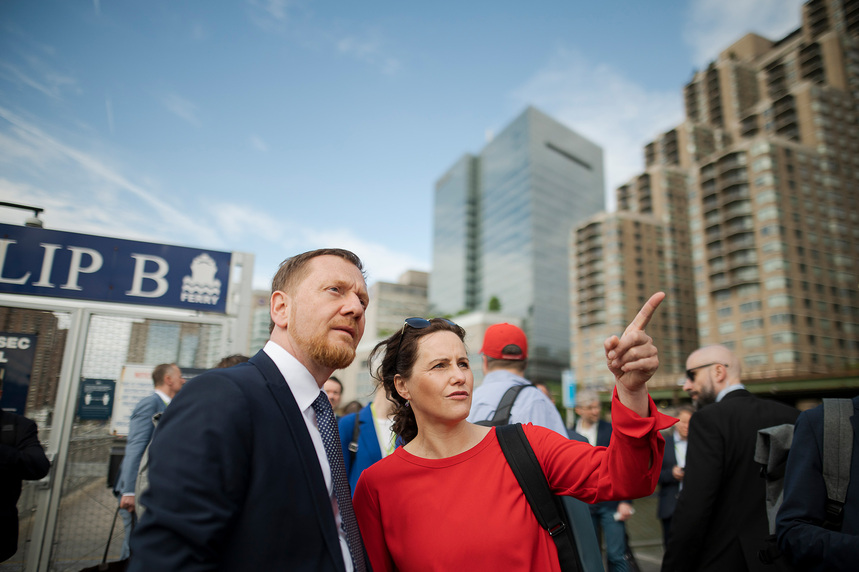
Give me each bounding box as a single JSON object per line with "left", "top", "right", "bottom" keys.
{"left": 716, "top": 383, "right": 745, "bottom": 402}
{"left": 263, "top": 340, "right": 322, "bottom": 411}
{"left": 154, "top": 388, "right": 171, "bottom": 405}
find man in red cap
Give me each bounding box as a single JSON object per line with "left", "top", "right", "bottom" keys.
{"left": 466, "top": 322, "right": 568, "bottom": 436}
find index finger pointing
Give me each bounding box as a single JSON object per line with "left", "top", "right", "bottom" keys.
{"left": 624, "top": 291, "right": 665, "bottom": 334}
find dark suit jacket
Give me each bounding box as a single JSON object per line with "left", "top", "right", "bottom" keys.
{"left": 589, "top": 419, "right": 625, "bottom": 513}
{"left": 777, "top": 396, "right": 859, "bottom": 571}
{"left": 129, "top": 349, "right": 366, "bottom": 571}
{"left": 662, "top": 389, "right": 798, "bottom": 572}
{"left": 658, "top": 432, "right": 680, "bottom": 520}
{"left": 0, "top": 410, "right": 50, "bottom": 562}
{"left": 339, "top": 403, "right": 383, "bottom": 494}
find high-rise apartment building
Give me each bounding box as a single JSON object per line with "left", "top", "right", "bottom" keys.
{"left": 575, "top": 0, "right": 859, "bottom": 396}
{"left": 431, "top": 106, "right": 604, "bottom": 382}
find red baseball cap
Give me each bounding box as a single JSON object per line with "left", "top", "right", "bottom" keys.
{"left": 480, "top": 323, "right": 528, "bottom": 360}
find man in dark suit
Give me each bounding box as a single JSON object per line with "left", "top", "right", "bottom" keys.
{"left": 662, "top": 345, "right": 798, "bottom": 572}
{"left": 114, "top": 362, "right": 184, "bottom": 558}
{"left": 657, "top": 405, "right": 693, "bottom": 549}
{"left": 0, "top": 384, "right": 50, "bottom": 563}
{"left": 130, "top": 248, "right": 371, "bottom": 571}
{"left": 574, "top": 389, "right": 634, "bottom": 572}
{"left": 777, "top": 395, "right": 859, "bottom": 570}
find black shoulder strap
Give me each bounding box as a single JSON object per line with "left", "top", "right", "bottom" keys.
{"left": 822, "top": 398, "right": 854, "bottom": 530}
{"left": 496, "top": 424, "right": 582, "bottom": 572}
{"left": 348, "top": 413, "right": 361, "bottom": 466}
{"left": 476, "top": 384, "right": 534, "bottom": 427}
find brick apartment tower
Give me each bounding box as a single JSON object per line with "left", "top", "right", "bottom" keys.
{"left": 573, "top": 0, "right": 859, "bottom": 397}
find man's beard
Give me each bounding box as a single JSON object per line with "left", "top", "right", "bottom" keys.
{"left": 694, "top": 387, "right": 717, "bottom": 408}
{"left": 298, "top": 328, "right": 357, "bottom": 370}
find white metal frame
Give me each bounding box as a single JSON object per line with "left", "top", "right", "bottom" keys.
{"left": 0, "top": 288, "right": 246, "bottom": 571}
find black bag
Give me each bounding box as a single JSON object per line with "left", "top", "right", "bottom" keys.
{"left": 497, "top": 423, "right": 605, "bottom": 572}
{"left": 78, "top": 506, "right": 130, "bottom": 572}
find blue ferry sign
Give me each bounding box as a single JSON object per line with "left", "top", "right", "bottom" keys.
{"left": 0, "top": 224, "right": 232, "bottom": 313}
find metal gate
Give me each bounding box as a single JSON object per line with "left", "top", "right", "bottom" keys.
{"left": 0, "top": 295, "right": 246, "bottom": 572}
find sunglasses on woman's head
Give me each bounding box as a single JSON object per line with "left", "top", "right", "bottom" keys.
{"left": 393, "top": 317, "right": 458, "bottom": 370}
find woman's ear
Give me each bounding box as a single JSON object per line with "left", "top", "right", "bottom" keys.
{"left": 394, "top": 374, "right": 410, "bottom": 401}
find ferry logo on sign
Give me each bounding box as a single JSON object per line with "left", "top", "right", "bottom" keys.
{"left": 181, "top": 253, "right": 222, "bottom": 306}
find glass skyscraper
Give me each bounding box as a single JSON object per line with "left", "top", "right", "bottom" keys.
{"left": 430, "top": 107, "right": 604, "bottom": 381}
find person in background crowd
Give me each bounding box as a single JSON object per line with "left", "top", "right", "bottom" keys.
{"left": 662, "top": 345, "right": 798, "bottom": 572}
{"left": 574, "top": 389, "right": 635, "bottom": 572}
{"left": 0, "top": 382, "right": 51, "bottom": 563}
{"left": 215, "top": 354, "right": 250, "bottom": 368}
{"left": 114, "top": 363, "right": 185, "bottom": 560}
{"left": 535, "top": 382, "right": 553, "bottom": 401}
{"left": 467, "top": 322, "right": 568, "bottom": 436}
{"left": 657, "top": 405, "right": 693, "bottom": 549}
{"left": 339, "top": 388, "right": 396, "bottom": 493}
{"left": 325, "top": 375, "right": 344, "bottom": 412}
{"left": 342, "top": 400, "right": 363, "bottom": 416}
{"left": 776, "top": 395, "right": 859, "bottom": 571}
{"left": 353, "top": 293, "right": 674, "bottom": 571}
{"left": 129, "top": 248, "right": 371, "bottom": 571}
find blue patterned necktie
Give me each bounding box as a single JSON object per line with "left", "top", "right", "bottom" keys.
{"left": 311, "top": 391, "right": 367, "bottom": 572}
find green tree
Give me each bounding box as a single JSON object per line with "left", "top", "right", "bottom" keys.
{"left": 487, "top": 296, "right": 501, "bottom": 311}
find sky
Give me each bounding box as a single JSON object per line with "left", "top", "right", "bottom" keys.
{"left": 0, "top": 0, "right": 805, "bottom": 290}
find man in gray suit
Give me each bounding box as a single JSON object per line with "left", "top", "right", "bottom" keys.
{"left": 114, "top": 362, "right": 185, "bottom": 559}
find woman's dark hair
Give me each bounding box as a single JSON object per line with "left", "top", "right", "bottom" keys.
{"left": 369, "top": 318, "right": 466, "bottom": 444}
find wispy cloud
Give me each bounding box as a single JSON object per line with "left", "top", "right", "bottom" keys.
{"left": 301, "top": 227, "right": 428, "bottom": 285}
{"left": 246, "top": 0, "right": 297, "bottom": 32}
{"left": 159, "top": 92, "right": 202, "bottom": 127}
{"left": 0, "top": 105, "right": 222, "bottom": 246}
{"left": 510, "top": 48, "right": 683, "bottom": 209}
{"left": 684, "top": 0, "right": 805, "bottom": 66}
{"left": 249, "top": 135, "right": 268, "bottom": 152}
{"left": 337, "top": 34, "right": 401, "bottom": 75}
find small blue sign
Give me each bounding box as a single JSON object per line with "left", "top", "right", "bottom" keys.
{"left": 561, "top": 369, "right": 576, "bottom": 409}
{"left": 0, "top": 224, "right": 232, "bottom": 313}
{"left": 78, "top": 379, "right": 116, "bottom": 420}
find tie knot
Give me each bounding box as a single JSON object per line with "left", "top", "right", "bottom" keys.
{"left": 312, "top": 391, "right": 333, "bottom": 417}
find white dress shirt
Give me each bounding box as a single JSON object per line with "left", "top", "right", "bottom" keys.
{"left": 264, "top": 341, "right": 353, "bottom": 572}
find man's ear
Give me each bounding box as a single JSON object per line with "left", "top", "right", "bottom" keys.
{"left": 394, "top": 374, "right": 410, "bottom": 401}
{"left": 270, "top": 290, "right": 290, "bottom": 330}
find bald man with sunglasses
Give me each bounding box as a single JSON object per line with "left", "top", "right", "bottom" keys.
{"left": 662, "top": 345, "right": 798, "bottom": 572}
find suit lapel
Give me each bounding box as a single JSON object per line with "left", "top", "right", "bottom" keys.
{"left": 248, "top": 350, "right": 345, "bottom": 569}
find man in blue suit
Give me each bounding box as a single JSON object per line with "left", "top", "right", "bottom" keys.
{"left": 114, "top": 362, "right": 184, "bottom": 559}
{"left": 657, "top": 405, "right": 693, "bottom": 549}
{"left": 339, "top": 388, "right": 395, "bottom": 493}
{"left": 130, "top": 248, "right": 371, "bottom": 571}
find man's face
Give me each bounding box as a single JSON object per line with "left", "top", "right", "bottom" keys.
{"left": 683, "top": 362, "right": 717, "bottom": 407}
{"left": 164, "top": 365, "right": 186, "bottom": 397}
{"left": 284, "top": 255, "right": 368, "bottom": 372}
{"left": 676, "top": 410, "right": 692, "bottom": 440}
{"left": 324, "top": 379, "right": 342, "bottom": 408}
{"left": 575, "top": 400, "right": 601, "bottom": 424}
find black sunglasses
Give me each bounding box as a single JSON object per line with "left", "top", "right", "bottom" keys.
{"left": 393, "top": 317, "right": 457, "bottom": 371}
{"left": 685, "top": 362, "right": 727, "bottom": 381}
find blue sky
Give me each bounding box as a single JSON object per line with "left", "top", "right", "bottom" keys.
{"left": 0, "top": 0, "right": 803, "bottom": 289}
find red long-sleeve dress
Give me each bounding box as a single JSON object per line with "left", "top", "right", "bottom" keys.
{"left": 353, "top": 389, "right": 675, "bottom": 572}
